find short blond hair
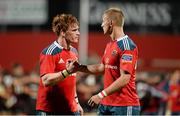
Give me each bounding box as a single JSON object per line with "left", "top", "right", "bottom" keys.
{"left": 103, "top": 8, "right": 124, "bottom": 27}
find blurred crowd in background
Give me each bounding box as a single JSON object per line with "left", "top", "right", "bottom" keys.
{"left": 0, "top": 63, "right": 38, "bottom": 115}
{"left": 0, "top": 55, "right": 180, "bottom": 115}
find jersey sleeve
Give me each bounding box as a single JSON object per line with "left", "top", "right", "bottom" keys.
{"left": 39, "top": 54, "right": 56, "bottom": 77}
{"left": 120, "top": 50, "right": 137, "bottom": 74}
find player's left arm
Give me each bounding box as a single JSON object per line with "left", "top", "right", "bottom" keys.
{"left": 103, "top": 69, "right": 130, "bottom": 95}
{"left": 88, "top": 69, "right": 130, "bottom": 107}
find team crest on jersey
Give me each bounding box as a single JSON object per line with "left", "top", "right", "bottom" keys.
{"left": 111, "top": 50, "right": 117, "bottom": 56}
{"left": 121, "top": 54, "right": 133, "bottom": 63}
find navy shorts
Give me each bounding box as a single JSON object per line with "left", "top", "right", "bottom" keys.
{"left": 97, "top": 104, "right": 140, "bottom": 115}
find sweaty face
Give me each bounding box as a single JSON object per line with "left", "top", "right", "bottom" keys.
{"left": 101, "top": 15, "right": 112, "bottom": 35}
{"left": 65, "top": 23, "right": 80, "bottom": 44}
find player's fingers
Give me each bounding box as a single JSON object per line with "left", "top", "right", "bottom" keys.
{"left": 72, "top": 60, "right": 79, "bottom": 68}
{"left": 88, "top": 99, "right": 92, "bottom": 106}
{"left": 88, "top": 99, "right": 95, "bottom": 107}
{"left": 88, "top": 98, "right": 92, "bottom": 105}
{"left": 88, "top": 101, "right": 93, "bottom": 107}
{"left": 68, "top": 60, "right": 72, "bottom": 63}
{"left": 91, "top": 102, "right": 95, "bottom": 107}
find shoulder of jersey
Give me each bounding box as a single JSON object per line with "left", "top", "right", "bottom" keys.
{"left": 117, "top": 35, "right": 136, "bottom": 51}
{"left": 42, "top": 42, "right": 63, "bottom": 55}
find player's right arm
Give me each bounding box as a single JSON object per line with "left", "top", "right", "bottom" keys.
{"left": 41, "top": 61, "right": 75, "bottom": 87}
{"left": 41, "top": 71, "right": 65, "bottom": 87}
{"left": 40, "top": 48, "right": 75, "bottom": 87}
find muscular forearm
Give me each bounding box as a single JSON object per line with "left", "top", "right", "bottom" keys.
{"left": 89, "top": 74, "right": 130, "bottom": 107}
{"left": 78, "top": 64, "right": 104, "bottom": 75}
{"left": 42, "top": 69, "right": 71, "bottom": 86}
{"left": 104, "top": 73, "right": 130, "bottom": 96}
{"left": 42, "top": 72, "right": 62, "bottom": 86}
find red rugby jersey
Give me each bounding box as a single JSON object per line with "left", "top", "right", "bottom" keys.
{"left": 169, "top": 84, "right": 180, "bottom": 112}
{"left": 101, "top": 35, "right": 140, "bottom": 106}
{"left": 36, "top": 41, "right": 78, "bottom": 113}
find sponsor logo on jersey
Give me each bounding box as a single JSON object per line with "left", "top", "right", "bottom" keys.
{"left": 121, "top": 54, "right": 133, "bottom": 63}
{"left": 105, "top": 65, "right": 118, "bottom": 70}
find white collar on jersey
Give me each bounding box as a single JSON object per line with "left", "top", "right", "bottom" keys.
{"left": 117, "top": 35, "right": 128, "bottom": 41}
{"left": 54, "top": 41, "right": 73, "bottom": 50}
{"left": 54, "top": 41, "right": 63, "bottom": 49}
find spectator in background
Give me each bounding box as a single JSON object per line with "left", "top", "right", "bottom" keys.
{"left": 136, "top": 72, "right": 167, "bottom": 115}
{"left": 8, "top": 62, "right": 38, "bottom": 115}
{"left": 36, "top": 13, "right": 83, "bottom": 115}
{"left": 0, "top": 66, "right": 8, "bottom": 114}
{"left": 11, "top": 63, "right": 24, "bottom": 78}
{"left": 72, "top": 7, "right": 140, "bottom": 115}
{"left": 0, "top": 63, "right": 39, "bottom": 115}
{"left": 166, "top": 70, "right": 180, "bottom": 115}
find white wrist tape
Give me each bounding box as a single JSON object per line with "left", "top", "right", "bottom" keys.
{"left": 98, "top": 93, "right": 104, "bottom": 99}
{"left": 98, "top": 90, "right": 107, "bottom": 99}
{"left": 102, "top": 90, "right": 107, "bottom": 97}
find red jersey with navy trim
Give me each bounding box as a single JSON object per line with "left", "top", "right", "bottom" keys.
{"left": 169, "top": 83, "right": 180, "bottom": 112}
{"left": 101, "top": 35, "right": 140, "bottom": 106}
{"left": 36, "top": 41, "right": 78, "bottom": 113}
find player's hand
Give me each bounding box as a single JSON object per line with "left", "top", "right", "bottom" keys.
{"left": 77, "top": 103, "right": 84, "bottom": 116}
{"left": 66, "top": 60, "right": 80, "bottom": 73}
{"left": 88, "top": 94, "right": 102, "bottom": 107}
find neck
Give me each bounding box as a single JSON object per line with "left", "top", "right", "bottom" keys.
{"left": 57, "top": 36, "right": 70, "bottom": 50}
{"left": 110, "top": 26, "right": 125, "bottom": 41}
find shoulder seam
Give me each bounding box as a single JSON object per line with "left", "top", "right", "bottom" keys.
{"left": 42, "top": 44, "right": 62, "bottom": 55}
{"left": 122, "top": 38, "right": 130, "bottom": 50}
{"left": 46, "top": 44, "right": 56, "bottom": 55}
{"left": 117, "top": 38, "right": 136, "bottom": 51}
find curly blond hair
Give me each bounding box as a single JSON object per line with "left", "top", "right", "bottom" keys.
{"left": 52, "top": 14, "right": 79, "bottom": 36}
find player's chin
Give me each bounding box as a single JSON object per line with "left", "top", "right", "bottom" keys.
{"left": 72, "top": 39, "right": 79, "bottom": 43}
{"left": 103, "top": 29, "right": 108, "bottom": 34}
{"left": 104, "top": 30, "right": 109, "bottom": 35}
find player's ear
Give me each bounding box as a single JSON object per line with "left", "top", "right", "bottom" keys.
{"left": 60, "top": 31, "right": 66, "bottom": 37}
{"left": 108, "top": 20, "right": 113, "bottom": 28}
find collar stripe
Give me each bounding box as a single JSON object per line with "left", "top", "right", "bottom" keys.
{"left": 46, "top": 44, "right": 56, "bottom": 55}
{"left": 48, "top": 45, "right": 56, "bottom": 55}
